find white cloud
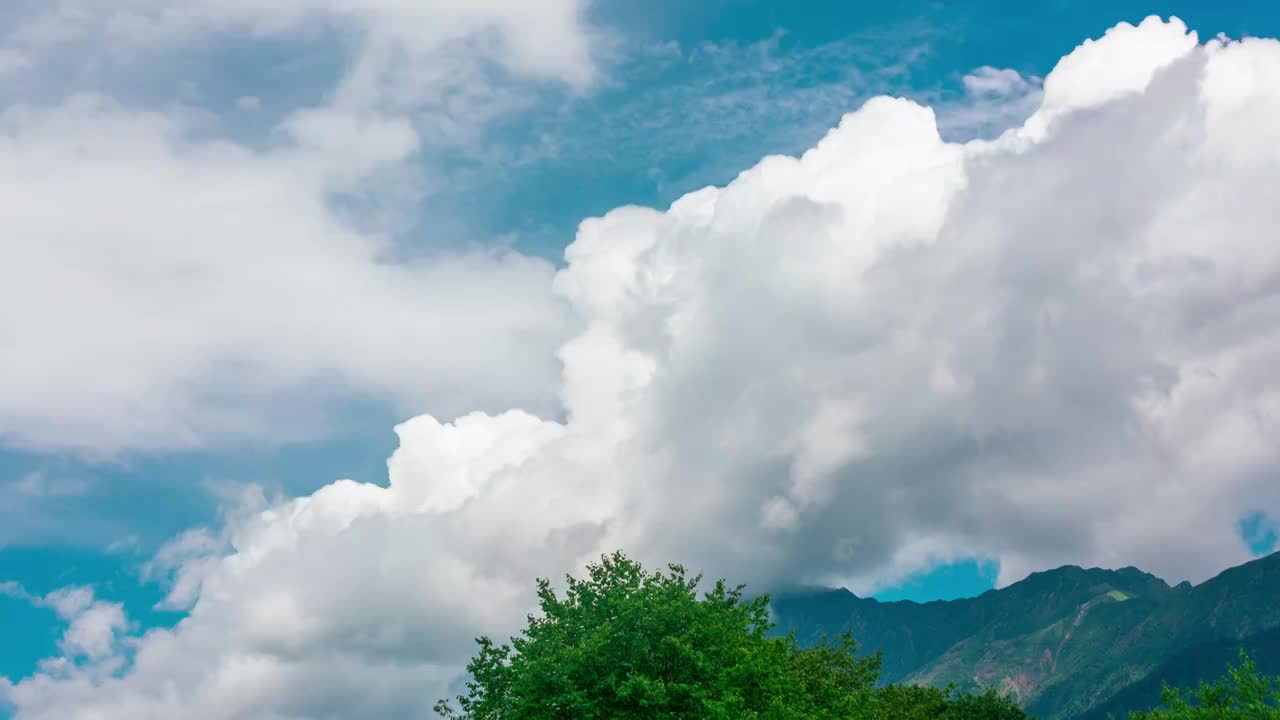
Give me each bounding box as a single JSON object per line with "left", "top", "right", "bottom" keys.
{"left": 936, "top": 66, "right": 1043, "bottom": 140}
{"left": 0, "top": 0, "right": 597, "bottom": 89}
{"left": 10, "top": 13, "right": 1280, "bottom": 720}
{"left": 51, "top": 594, "right": 127, "bottom": 661}
{"left": 0, "top": 97, "right": 572, "bottom": 453}
{"left": 0, "top": 580, "right": 34, "bottom": 602}
{"left": 0, "top": 0, "right": 599, "bottom": 455}
{"left": 0, "top": 584, "right": 128, "bottom": 663}
{"left": 1023, "top": 15, "right": 1199, "bottom": 139}
{"left": 962, "top": 66, "right": 1033, "bottom": 97}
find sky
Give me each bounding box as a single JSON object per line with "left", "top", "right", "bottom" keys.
{"left": 2, "top": 0, "right": 1280, "bottom": 717}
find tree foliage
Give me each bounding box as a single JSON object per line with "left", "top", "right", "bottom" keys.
{"left": 873, "top": 683, "right": 1030, "bottom": 720}
{"left": 436, "top": 551, "right": 1029, "bottom": 719}
{"left": 1127, "top": 651, "right": 1280, "bottom": 719}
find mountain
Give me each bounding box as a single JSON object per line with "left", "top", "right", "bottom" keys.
{"left": 1079, "top": 626, "right": 1280, "bottom": 720}
{"left": 767, "top": 551, "right": 1280, "bottom": 719}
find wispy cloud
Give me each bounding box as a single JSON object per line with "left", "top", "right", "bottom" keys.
{"left": 6, "top": 472, "right": 88, "bottom": 498}
{"left": 1, "top": 471, "right": 98, "bottom": 547}
{"left": 550, "top": 22, "right": 943, "bottom": 193}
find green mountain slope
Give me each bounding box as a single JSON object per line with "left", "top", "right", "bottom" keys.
{"left": 1079, "top": 626, "right": 1280, "bottom": 720}
{"left": 768, "top": 551, "right": 1280, "bottom": 719}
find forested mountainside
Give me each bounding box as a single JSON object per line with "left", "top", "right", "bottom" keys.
{"left": 769, "top": 552, "right": 1280, "bottom": 719}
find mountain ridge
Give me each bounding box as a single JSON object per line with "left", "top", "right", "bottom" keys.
{"left": 768, "top": 551, "right": 1280, "bottom": 719}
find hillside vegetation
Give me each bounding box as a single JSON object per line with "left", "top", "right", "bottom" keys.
{"left": 770, "top": 552, "right": 1280, "bottom": 719}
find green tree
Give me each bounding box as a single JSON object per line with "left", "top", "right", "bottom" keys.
{"left": 874, "top": 683, "right": 950, "bottom": 719}
{"left": 874, "top": 683, "right": 1029, "bottom": 720}
{"left": 435, "top": 550, "right": 881, "bottom": 719}
{"left": 436, "top": 550, "right": 1033, "bottom": 719}
{"left": 941, "top": 689, "right": 1033, "bottom": 720}
{"left": 1128, "top": 651, "right": 1280, "bottom": 719}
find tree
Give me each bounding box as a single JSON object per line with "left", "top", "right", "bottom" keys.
{"left": 874, "top": 684, "right": 1030, "bottom": 720}
{"left": 436, "top": 550, "right": 1032, "bottom": 719}
{"left": 874, "top": 682, "right": 950, "bottom": 720}
{"left": 435, "top": 550, "right": 881, "bottom": 719}
{"left": 942, "top": 689, "right": 1035, "bottom": 720}
{"left": 1128, "top": 651, "right": 1280, "bottom": 719}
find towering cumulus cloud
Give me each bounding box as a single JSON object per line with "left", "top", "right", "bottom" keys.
{"left": 7, "top": 16, "right": 1280, "bottom": 720}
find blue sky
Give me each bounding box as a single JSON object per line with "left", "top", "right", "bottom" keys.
{"left": 4, "top": 1, "right": 1280, "bottom": 716}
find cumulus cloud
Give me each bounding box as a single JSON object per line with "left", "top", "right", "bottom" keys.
{"left": 9, "top": 13, "right": 1280, "bottom": 720}
{"left": 0, "top": 0, "right": 598, "bottom": 454}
